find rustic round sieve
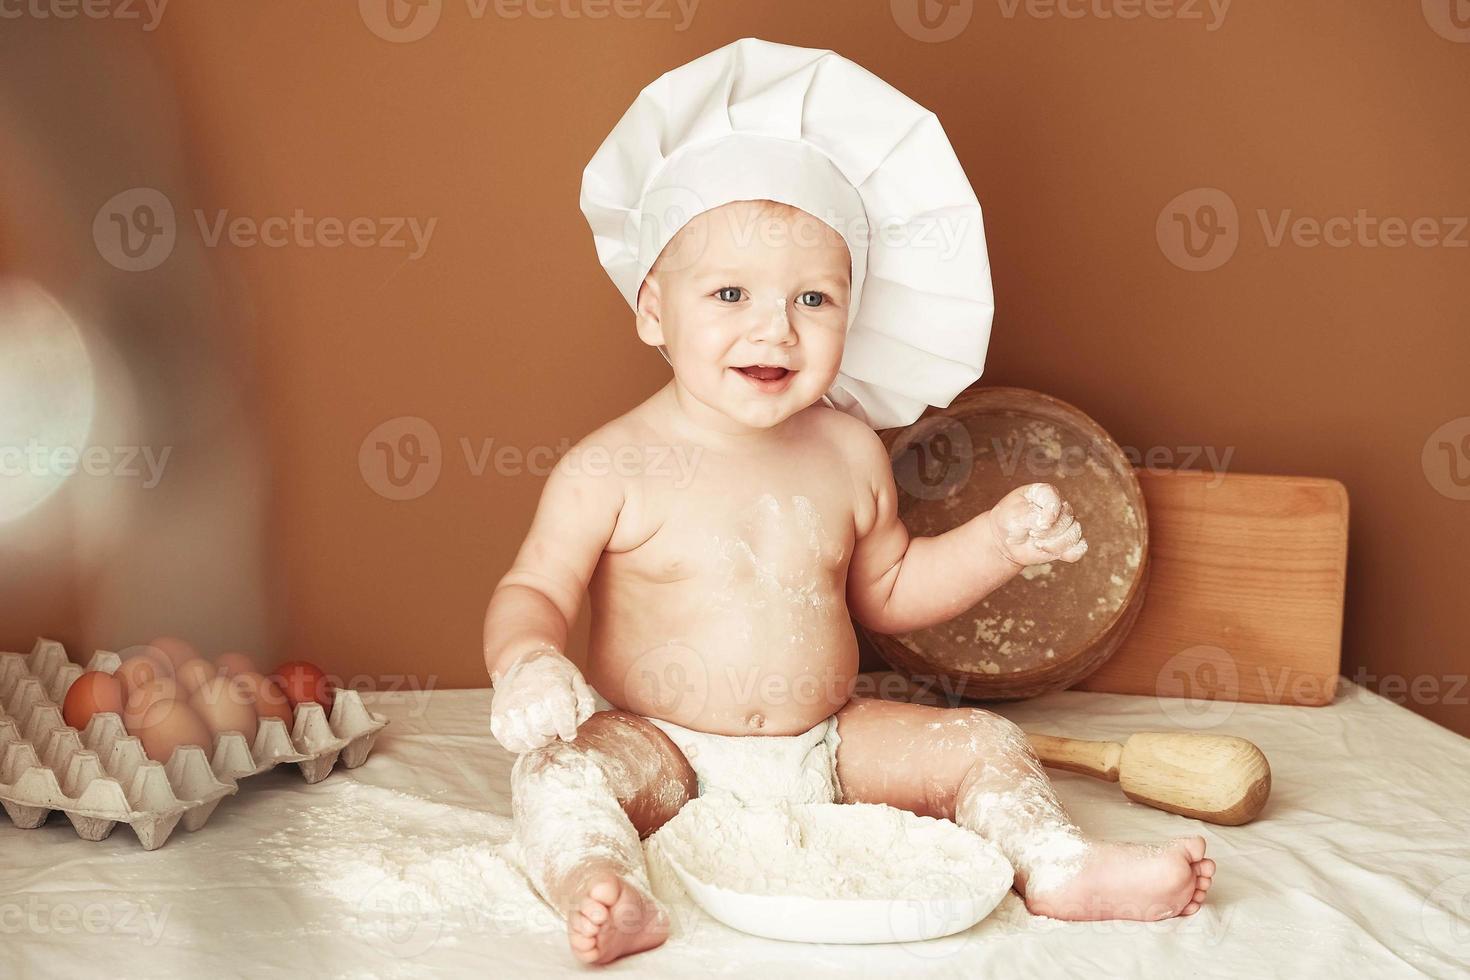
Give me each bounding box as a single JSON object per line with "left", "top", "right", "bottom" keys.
{"left": 861, "top": 387, "right": 1150, "bottom": 701}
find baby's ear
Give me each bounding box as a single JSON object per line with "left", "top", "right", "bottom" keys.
{"left": 634, "top": 275, "right": 665, "bottom": 348}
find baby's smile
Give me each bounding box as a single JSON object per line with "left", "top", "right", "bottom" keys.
{"left": 730, "top": 363, "right": 796, "bottom": 393}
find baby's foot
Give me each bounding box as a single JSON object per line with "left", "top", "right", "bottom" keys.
{"left": 566, "top": 870, "right": 669, "bottom": 965}
{"left": 1023, "top": 836, "right": 1215, "bottom": 921}
{"left": 988, "top": 483, "right": 1088, "bottom": 567}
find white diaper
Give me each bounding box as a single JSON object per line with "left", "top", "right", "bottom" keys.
{"left": 645, "top": 715, "right": 843, "bottom": 806}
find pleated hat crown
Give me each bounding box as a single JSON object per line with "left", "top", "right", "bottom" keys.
{"left": 580, "top": 37, "right": 993, "bottom": 430}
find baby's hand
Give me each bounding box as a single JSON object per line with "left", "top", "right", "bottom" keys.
{"left": 987, "top": 482, "right": 1088, "bottom": 567}
{"left": 490, "top": 648, "right": 597, "bottom": 754}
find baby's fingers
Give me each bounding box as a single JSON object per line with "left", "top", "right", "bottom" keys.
{"left": 492, "top": 706, "right": 533, "bottom": 753}
{"left": 1035, "top": 515, "right": 1084, "bottom": 552}
{"left": 550, "top": 688, "right": 581, "bottom": 742}
{"left": 1023, "top": 483, "right": 1062, "bottom": 529}
{"left": 523, "top": 700, "right": 559, "bottom": 744}
{"left": 570, "top": 671, "right": 597, "bottom": 725}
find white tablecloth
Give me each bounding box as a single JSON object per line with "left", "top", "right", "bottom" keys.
{"left": 3, "top": 681, "right": 1468, "bottom": 978}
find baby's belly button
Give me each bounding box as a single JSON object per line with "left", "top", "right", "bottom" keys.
{"left": 710, "top": 661, "right": 853, "bottom": 718}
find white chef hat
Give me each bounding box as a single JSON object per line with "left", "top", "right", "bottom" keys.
{"left": 580, "top": 37, "right": 994, "bottom": 431}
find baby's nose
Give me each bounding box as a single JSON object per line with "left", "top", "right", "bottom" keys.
{"left": 747, "top": 296, "right": 794, "bottom": 343}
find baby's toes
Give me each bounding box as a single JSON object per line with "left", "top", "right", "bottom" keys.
{"left": 570, "top": 912, "right": 599, "bottom": 938}
{"left": 568, "top": 912, "right": 601, "bottom": 961}
{"left": 586, "top": 875, "right": 623, "bottom": 908}
{"left": 1178, "top": 836, "right": 1208, "bottom": 863}
{"left": 579, "top": 895, "right": 611, "bottom": 928}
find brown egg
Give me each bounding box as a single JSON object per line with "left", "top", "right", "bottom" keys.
{"left": 123, "top": 678, "right": 183, "bottom": 722}
{"left": 214, "top": 652, "right": 259, "bottom": 678}
{"left": 234, "top": 671, "right": 295, "bottom": 728}
{"left": 127, "top": 699, "right": 213, "bottom": 763}
{"left": 189, "top": 676, "right": 259, "bottom": 743}
{"left": 62, "top": 671, "right": 125, "bottom": 731}
{"left": 271, "top": 660, "right": 335, "bottom": 714}
{"left": 173, "top": 658, "right": 216, "bottom": 697}
{"left": 116, "top": 655, "right": 170, "bottom": 693}
{"left": 146, "top": 636, "right": 200, "bottom": 672}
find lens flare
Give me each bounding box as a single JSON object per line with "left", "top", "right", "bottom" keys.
{"left": 0, "top": 279, "right": 96, "bottom": 523}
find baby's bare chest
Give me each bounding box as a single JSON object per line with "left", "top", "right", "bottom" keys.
{"left": 607, "top": 450, "right": 856, "bottom": 587}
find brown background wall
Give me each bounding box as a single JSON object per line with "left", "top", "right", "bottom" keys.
{"left": 2, "top": 2, "right": 1467, "bottom": 734}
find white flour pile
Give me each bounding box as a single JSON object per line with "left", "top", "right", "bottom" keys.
{"left": 654, "top": 795, "right": 1011, "bottom": 902}
{"left": 244, "top": 782, "right": 562, "bottom": 947}
{"left": 247, "top": 780, "right": 1015, "bottom": 952}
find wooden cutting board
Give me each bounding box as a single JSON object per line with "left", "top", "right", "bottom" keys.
{"left": 1072, "top": 469, "right": 1348, "bottom": 706}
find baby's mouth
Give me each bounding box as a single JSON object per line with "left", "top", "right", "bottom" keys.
{"left": 734, "top": 365, "right": 792, "bottom": 382}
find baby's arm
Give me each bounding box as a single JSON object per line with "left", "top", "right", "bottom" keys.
{"left": 484, "top": 439, "right": 624, "bottom": 751}
{"left": 844, "top": 422, "right": 1087, "bottom": 635}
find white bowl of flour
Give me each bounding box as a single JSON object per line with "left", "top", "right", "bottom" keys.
{"left": 656, "top": 796, "right": 1014, "bottom": 945}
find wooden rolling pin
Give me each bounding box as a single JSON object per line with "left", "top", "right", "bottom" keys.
{"left": 1025, "top": 732, "right": 1271, "bottom": 826}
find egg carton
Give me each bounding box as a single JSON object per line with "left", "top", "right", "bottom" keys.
{"left": 0, "top": 637, "right": 388, "bottom": 850}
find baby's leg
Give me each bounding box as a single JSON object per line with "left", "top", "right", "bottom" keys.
{"left": 834, "top": 698, "right": 1215, "bottom": 921}
{"left": 512, "top": 710, "right": 697, "bottom": 965}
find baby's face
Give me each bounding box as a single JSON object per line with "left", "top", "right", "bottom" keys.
{"left": 638, "top": 200, "right": 852, "bottom": 431}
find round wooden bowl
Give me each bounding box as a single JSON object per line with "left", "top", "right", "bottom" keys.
{"left": 862, "top": 386, "right": 1150, "bottom": 701}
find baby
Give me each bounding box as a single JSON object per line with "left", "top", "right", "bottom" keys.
{"left": 484, "top": 40, "right": 1212, "bottom": 966}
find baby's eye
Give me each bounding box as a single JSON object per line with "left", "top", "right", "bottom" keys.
{"left": 715, "top": 286, "right": 744, "bottom": 303}
{"left": 796, "top": 291, "right": 827, "bottom": 308}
